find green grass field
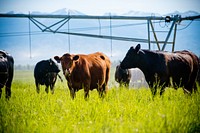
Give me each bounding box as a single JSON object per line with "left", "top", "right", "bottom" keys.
{"left": 0, "top": 70, "right": 200, "bottom": 133}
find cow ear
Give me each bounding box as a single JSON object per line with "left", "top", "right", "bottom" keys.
{"left": 54, "top": 56, "right": 61, "bottom": 63}
{"left": 49, "top": 59, "right": 53, "bottom": 65}
{"left": 116, "top": 65, "right": 119, "bottom": 69}
{"left": 130, "top": 46, "right": 134, "bottom": 50}
{"left": 73, "top": 55, "right": 79, "bottom": 61}
{"left": 0, "top": 50, "right": 7, "bottom": 58}
{"left": 135, "top": 44, "right": 141, "bottom": 53}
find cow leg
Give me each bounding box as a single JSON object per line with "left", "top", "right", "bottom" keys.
{"left": 5, "top": 81, "right": 12, "bottom": 99}
{"left": 160, "top": 86, "right": 165, "bottom": 96}
{"left": 45, "top": 85, "right": 49, "bottom": 94}
{"left": 119, "top": 82, "right": 123, "bottom": 88}
{"left": 98, "top": 87, "right": 103, "bottom": 98}
{"left": 50, "top": 82, "right": 56, "bottom": 94}
{"left": 182, "top": 78, "right": 192, "bottom": 94}
{"left": 84, "top": 90, "right": 89, "bottom": 100}
{"left": 151, "top": 80, "right": 166, "bottom": 96}
{"left": 0, "top": 88, "right": 2, "bottom": 98}
{"left": 35, "top": 81, "right": 40, "bottom": 93}
{"left": 5, "top": 67, "right": 14, "bottom": 99}
{"left": 149, "top": 82, "right": 157, "bottom": 96}
{"left": 150, "top": 87, "right": 157, "bottom": 96}
{"left": 186, "top": 71, "right": 198, "bottom": 93}
{"left": 84, "top": 84, "right": 90, "bottom": 100}
{"left": 99, "top": 83, "right": 107, "bottom": 98}
{"left": 67, "top": 83, "right": 76, "bottom": 99}
{"left": 70, "top": 89, "right": 76, "bottom": 99}
{"left": 119, "top": 81, "right": 127, "bottom": 88}
{"left": 159, "top": 81, "right": 168, "bottom": 96}
{"left": 184, "top": 84, "right": 193, "bottom": 94}
{"left": 5, "top": 86, "right": 11, "bottom": 100}
{"left": 82, "top": 80, "right": 90, "bottom": 100}
{"left": 84, "top": 87, "right": 89, "bottom": 100}
{"left": 125, "top": 81, "right": 130, "bottom": 88}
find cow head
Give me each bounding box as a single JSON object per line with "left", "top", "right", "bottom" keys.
{"left": 116, "top": 65, "right": 129, "bottom": 77}
{"left": 115, "top": 64, "right": 130, "bottom": 82}
{"left": 120, "top": 44, "right": 143, "bottom": 69}
{"left": 48, "top": 59, "right": 60, "bottom": 73}
{"left": 0, "top": 50, "right": 8, "bottom": 58}
{"left": 54, "top": 54, "right": 79, "bottom": 77}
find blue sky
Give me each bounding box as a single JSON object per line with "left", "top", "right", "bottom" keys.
{"left": 0, "top": 0, "right": 200, "bottom": 65}
{"left": 0, "top": 0, "right": 200, "bottom": 15}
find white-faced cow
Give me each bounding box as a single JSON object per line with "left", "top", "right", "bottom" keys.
{"left": 120, "top": 44, "right": 199, "bottom": 96}
{"left": 34, "top": 59, "right": 62, "bottom": 94}
{"left": 54, "top": 52, "right": 111, "bottom": 99}
{"left": 0, "top": 50, "right": 14, "bottom": 100}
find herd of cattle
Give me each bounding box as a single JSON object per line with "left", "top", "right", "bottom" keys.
{"left": 0, "top": 44, "right": 200, "bottom": 100}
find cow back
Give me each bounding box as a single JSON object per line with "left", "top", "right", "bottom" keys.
{"left": 166, "top": 51, "right": 199, "bottom": 81}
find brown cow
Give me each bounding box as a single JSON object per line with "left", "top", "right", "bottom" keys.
{"left": 54, "top": 52, "right": 111, "bottom": 99}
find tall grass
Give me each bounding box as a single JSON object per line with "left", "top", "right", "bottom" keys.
{"left": 0, "top": 70, "right": 200, "bottom": 133}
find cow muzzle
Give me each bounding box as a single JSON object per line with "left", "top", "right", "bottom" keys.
{"left": 64, "top": 69, "right": 71, "bottom": 77}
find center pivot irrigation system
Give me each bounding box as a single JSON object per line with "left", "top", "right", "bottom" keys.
{"left": 0, "top": 13, "right": 200, "bottom": 53}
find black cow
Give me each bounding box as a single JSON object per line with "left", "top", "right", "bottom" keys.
{"left": 34, "top": 59, "right": 62, "bottom": 94}
{"left": 115, "top": 64, "right": 131, "bottom": 87}
{"left": 120, "top": 44, "right": 199, "bottom": 96}
{"left": 0, "top": 50, "right": 14, "bottom": 99}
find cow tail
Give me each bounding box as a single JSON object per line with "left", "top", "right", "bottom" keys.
{"left": 57, "top": 74, "right": 63, "bottom": 82}
{"left": 105, "top": 59, "right": 111, "bottom": 92}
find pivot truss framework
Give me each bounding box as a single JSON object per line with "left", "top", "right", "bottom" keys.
{"left": 0, "top": 13, "right": 200, "bottom": 51}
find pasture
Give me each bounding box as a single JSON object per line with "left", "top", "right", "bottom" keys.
{"left": 0, "top": 70, "right": 200, "bottom": 133}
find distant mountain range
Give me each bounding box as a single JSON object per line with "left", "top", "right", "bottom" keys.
{"left": 0, "top": 9, "right": 200, "bottom": 65}
{"left": 6, "top": 8, "right": 200, "bottom": 17}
